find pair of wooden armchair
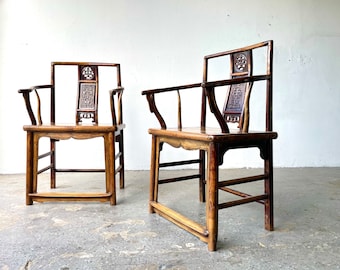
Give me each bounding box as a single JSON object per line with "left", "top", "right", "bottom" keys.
{"left": 19, "top": 40, "right": 277, "bottom": 251}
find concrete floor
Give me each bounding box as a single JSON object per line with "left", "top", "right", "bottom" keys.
{"left": 0, "top": 168, "right": 339, "bottom": 270}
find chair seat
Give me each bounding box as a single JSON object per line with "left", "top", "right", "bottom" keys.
{"left": 23, "top": 123, "right": 125, "bottom": 133}
{"left": 149, "top": 127, "right": 278, "bottom": 142}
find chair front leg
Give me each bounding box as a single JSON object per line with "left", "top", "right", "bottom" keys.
{"left": 32, "top": 134, "right": 40, "bottom": 195}
{"left": 26, "top": 132, "right": 34, "bottom": 205}
{"left": 264, "top": 140, "right": 274, "bottom": 231}
{"left": 149, "top": 135, "right": 161, "bottom": 213}
{"left": 119, "top": 131, "right": 125, "bottom": 189}
{"left": 104, "top": 132, "right": 116, "bottom": 205}
{"left": 199, "top": 149, "right": 206, "bottom": 202}
{"left": 206, "top": 143, "right": 219, "bottom": 251}
{"left": 50, "top": 139, "right": 56, "bottom": 189}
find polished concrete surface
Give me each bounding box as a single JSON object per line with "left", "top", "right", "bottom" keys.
{"left": 0, "top": 168, "right": 339, "bottom": 270}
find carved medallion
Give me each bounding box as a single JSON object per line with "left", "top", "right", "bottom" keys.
{"left": 234, "top": 53, "right": 247, "bottom": 72}
{"left": 82, "top": 66, "right": 95, "bottom": 80}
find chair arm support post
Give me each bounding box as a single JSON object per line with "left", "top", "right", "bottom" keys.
{"left": 18, "top": 85, "right": 52, "bottom": 125}
{"left": 34, "top": 89, "right": 43, "bottom": 125}
{"left": 110, "top": 87, "right": 124, "bottom": 126}
{"left": 145, "top": 93, "right": 167, "bottom": 129}
{"left": 19, "top": 91, "right": 37, "bottom": 125}
{"left": 241, "top": 82, "right": 253, "bottom": 133}
{"left": 177, "top": 90, "right": 182, "bottom": 129}
{"left": 204, "top": 86, "right": 230, "bottom": 133}
{"left": 142, "top": 83, "right": 202, "bottom": 130}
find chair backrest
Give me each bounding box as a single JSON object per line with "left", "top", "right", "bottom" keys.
{"left": 50, "top": 62, "right": 122, "bottom": 125}
{"left": 202, "top": 40, "right": 273, "bottom": 132}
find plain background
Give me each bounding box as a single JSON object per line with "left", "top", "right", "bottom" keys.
{"left": 1, "top": 0, "right": 339, "bottom": 174}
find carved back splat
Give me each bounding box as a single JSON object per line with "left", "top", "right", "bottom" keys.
{"left": 223, "top": 50, "right": 253, "bottom": 130}
{"left": 76, "top": 65, "right": 99, "bottom": 124}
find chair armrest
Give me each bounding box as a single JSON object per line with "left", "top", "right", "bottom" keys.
{"left": 142, "top": 83, "right": 202, "bottom": 129}
{"left": 109, "top": 86, "right": 124, "bottom": 96}
{"left": 201, "top": 75, "right": 270, "bottom": 89}
{"left": 141, "top": 82, "right": 202, "bottom": 95}
{"left": 18, "top": 84, "right": 53, "bottom": 93}
{"left": 142, "top": 75, "right": 271, "bottom": 131}
{"left": 109, "top": 87, "right": 124, "bottom": 126}
{"left": 18, "top": 84, "right": 53, "bottom": 125}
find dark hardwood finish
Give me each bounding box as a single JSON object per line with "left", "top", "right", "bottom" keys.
{"left": 19, "top": 62, "right": 125, "bottom": 205}
{"left": 142, "top": 41, "right": 277, "bottom": 251}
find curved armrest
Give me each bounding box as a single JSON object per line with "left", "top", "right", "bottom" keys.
{"left": 141, "top": 82, "right": 201, "bottom": 95}
{"left": 142, "top": 75, "right": 271, "bottom": 132}
{"left": 109, "top": 86, "right": 124, "bottom": 96}
{"left": 142, "top": 83, "right": 202, "bottom": 129}
{"left": 202, "top": 75, "right": 270, "bottom": 89}
{"left": 109, "top": 87, "right": 124, "bottom": 126}
{"left": 18, "top": 84, "right": 53, "bottom": 125}
{"left": 18, "top": 84, "right": 53, "bottom": 93}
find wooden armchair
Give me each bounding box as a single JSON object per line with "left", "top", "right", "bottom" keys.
{"left": 18, "top": 62, "right": 125, "bottom": 205}
{"left": 142, "top": 41, "right": 277, "bottom": 251}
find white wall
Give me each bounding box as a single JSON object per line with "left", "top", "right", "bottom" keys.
{"left": 1, "top": 0, "right": 340, "bottom": 173}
